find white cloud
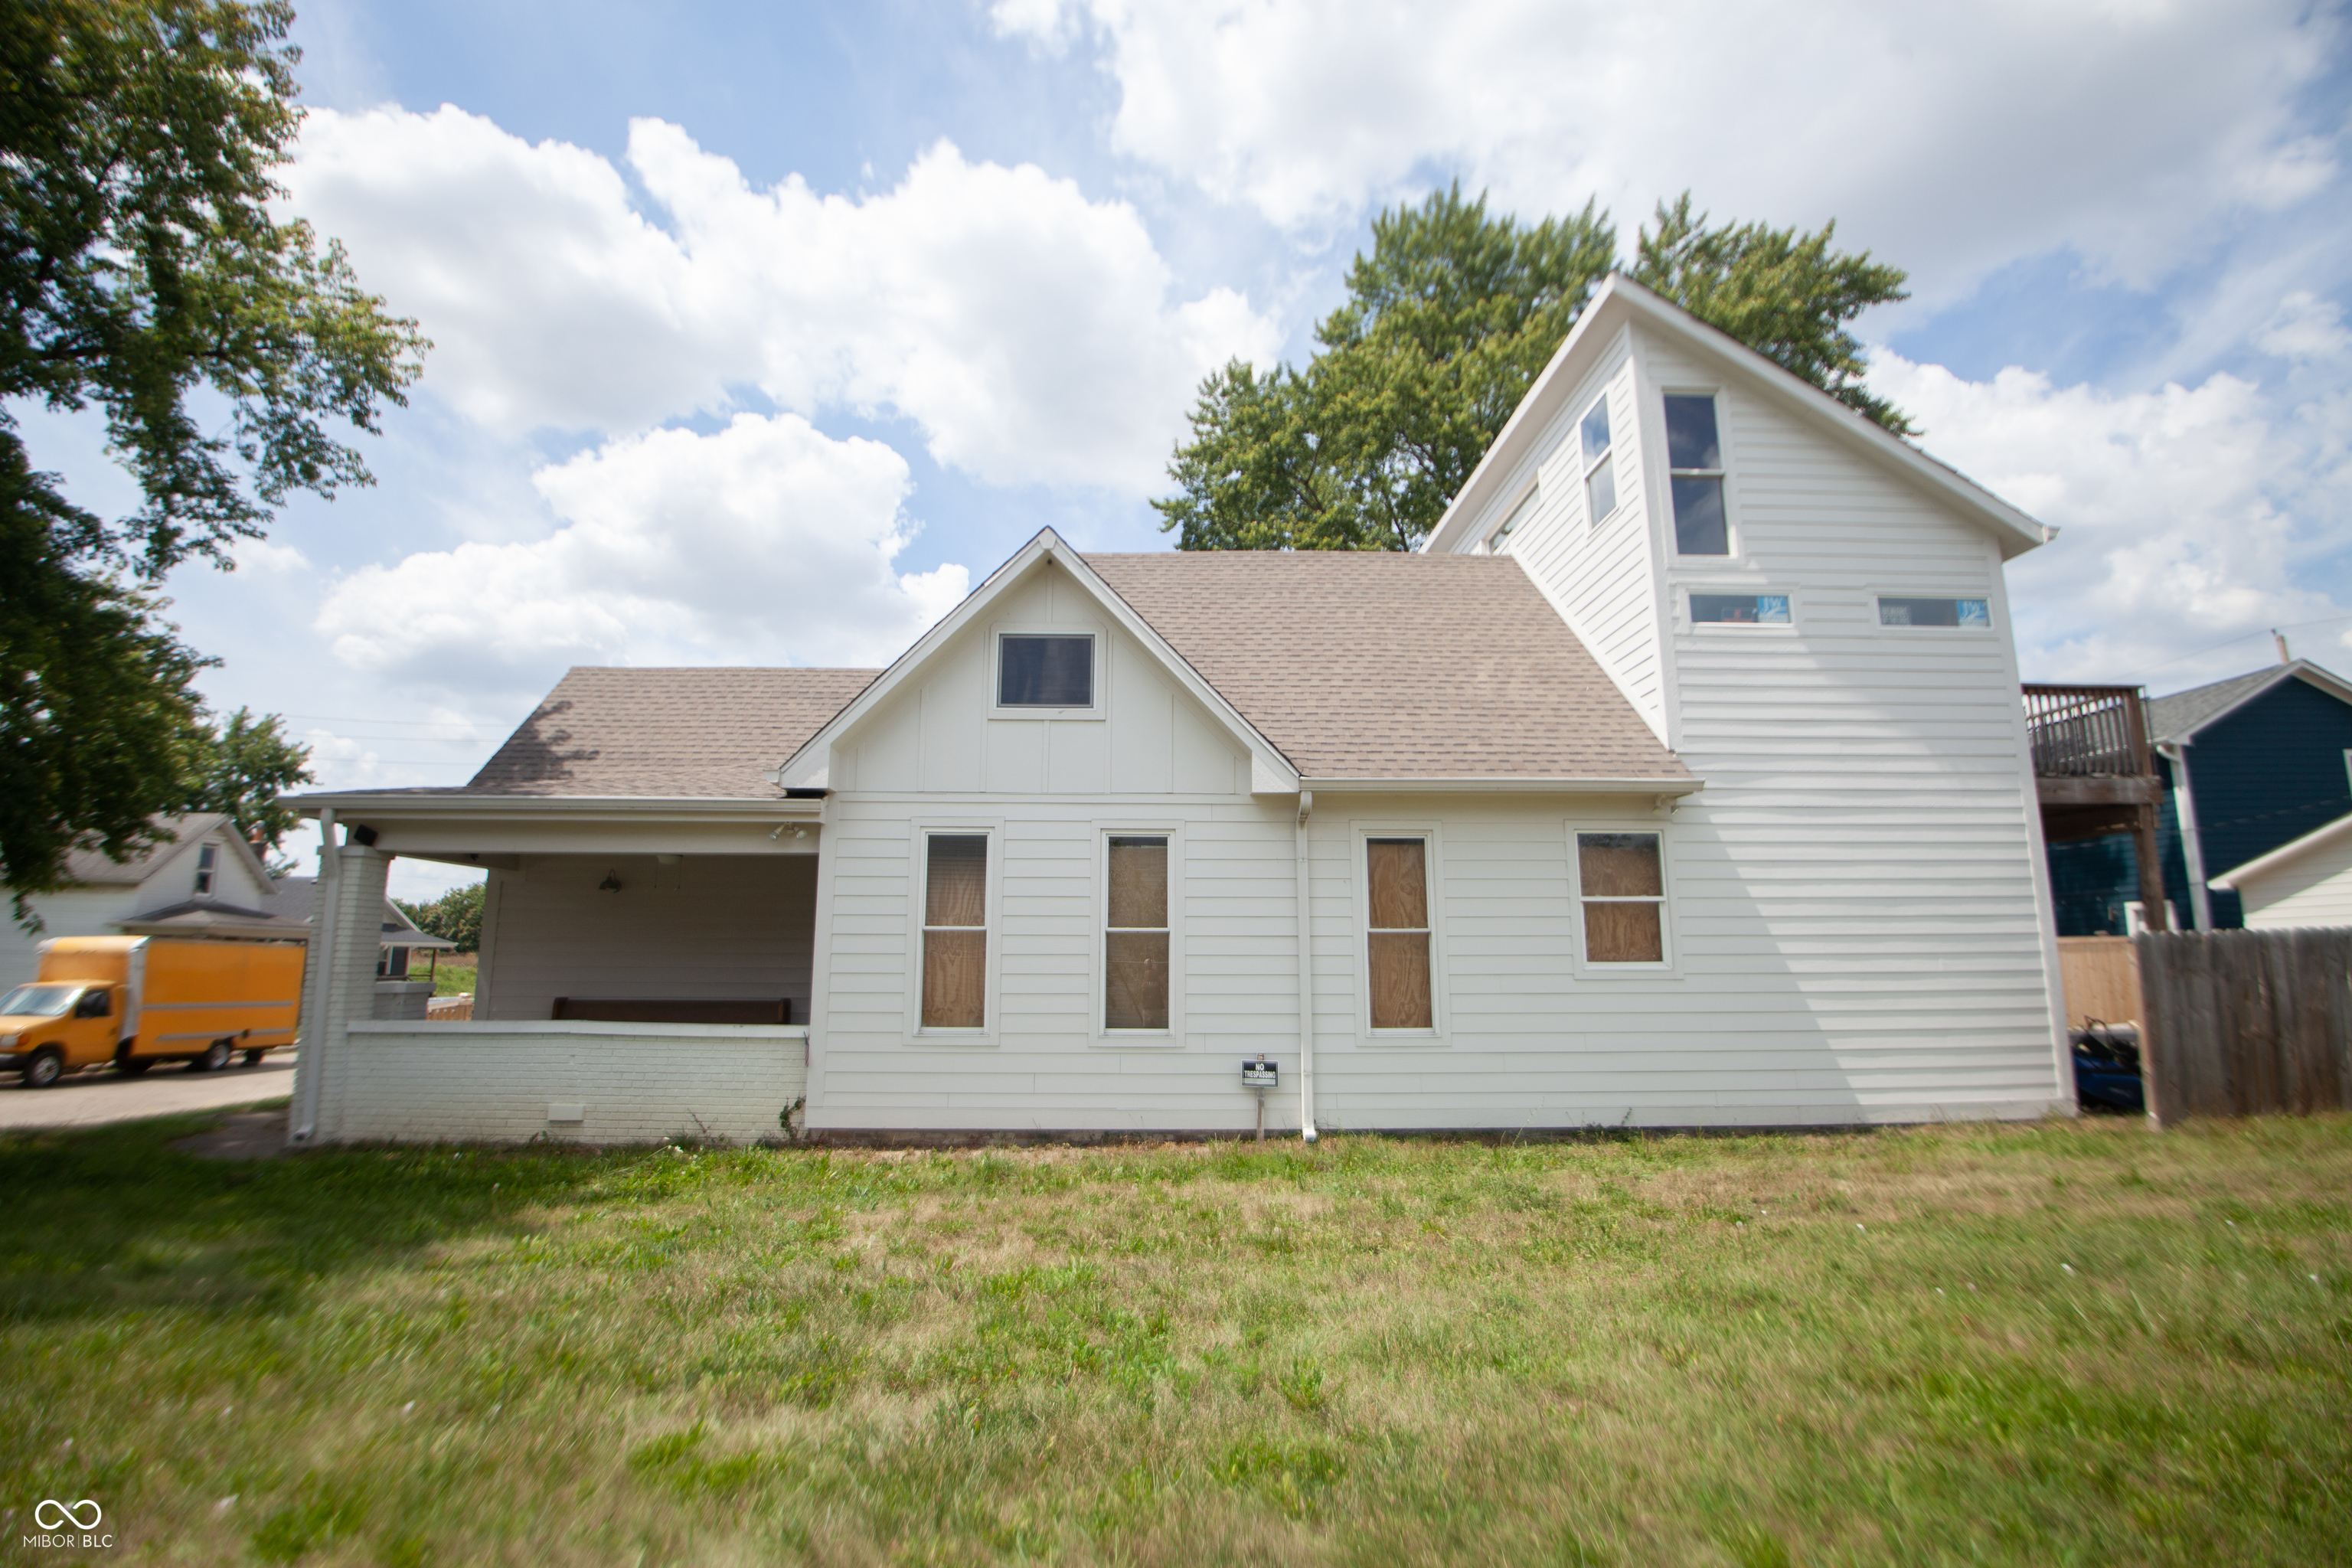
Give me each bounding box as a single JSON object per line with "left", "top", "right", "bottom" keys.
{"left": 315, "top": 412, "right": 968, "bottom": 693}
{"left": 1872, "top": 351, "right": 2352, "bottom": 687}
{"left": 284, "top": 107, "right": 1277, "bottom": 492}
{"left": 996, "top": 0, "right": 2342, "bottom": 302}
{"left": 2254, "top": 290, "right": 2352, "bottom": 361}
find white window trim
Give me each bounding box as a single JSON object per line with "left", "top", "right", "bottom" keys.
{"left": 904, "top": 819, "right": 1004, "bottom": 1046}
{"left": 1579, "top": 395, "right": 1622, "bottom": 530}
{"left": 194, "top": 842, "right": 217, "bottom": 896}
{"left": 1662, "top": 387, "right": 1738, "bottom": 560}
{"left": 989, "top": 622, "right": 1107, "bottom": 720}
{"left": 1871, "top": 590, "right": 1997, "bottom": 634}
{"left": 1566, "top": 821, "right": 1681, "bottom": 978}
{"left": 1090, "top": 822, "right": 1185, "bottom": 1046}
{"left": 1350, "top": 822, "right": 1448, "bottom": 1044}
{"left": 1682, "top": 585, "right": 1798, "bottom": 634}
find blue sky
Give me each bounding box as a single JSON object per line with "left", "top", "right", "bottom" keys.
{"left": 23, "top": 2, "right": 2349, "bottom": 900}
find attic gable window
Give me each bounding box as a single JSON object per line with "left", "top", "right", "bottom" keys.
{"left": 194, "top": 844, "right": 217, "bottom": 896}
{"left": 1579, "top": 398, "right": 1618, "bottom": 524}
{"left": 1666, "top": 394, "right": 1728, "bottom": 555}
{"left": 998, "top": 634, "right": 1093, "bottom": 707}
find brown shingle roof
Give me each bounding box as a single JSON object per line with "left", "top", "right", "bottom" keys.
{"left": 1083, "top": 551, "right": 1688, "bottom": 782}
{"left": 465, "top": 667, "right": 878, "bottom": 797}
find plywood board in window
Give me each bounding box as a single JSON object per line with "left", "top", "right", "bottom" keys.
{"left": 1367, "top": 838, "right": 1428, "bottom": 930}
{"left": 922, "top": 929, "right": 986, "bottom": 1027}
{"left": 1368, "top": 931, "right": 1432, "bottom": 1029}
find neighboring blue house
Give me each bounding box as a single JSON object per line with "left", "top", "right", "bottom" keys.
{"left": 2048, "top": 659, "right": 2352, "bottom": 933}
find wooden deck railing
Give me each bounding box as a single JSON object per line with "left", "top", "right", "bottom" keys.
{"left": 2021, "top": 684, "right": 2154, "bottom": 779}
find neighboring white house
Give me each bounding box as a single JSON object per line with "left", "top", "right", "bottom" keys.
{"left": 1, "top": 815, "right": 452, "bottom": 995}
{"left": 2210, "top": 812, "right": 2352, "bottom": 929}
{"left": 0, "top": 815, "right": 283, "bottom": 990}
{"left": 283, "top": 276, "right": 2072, "bottom": 1146}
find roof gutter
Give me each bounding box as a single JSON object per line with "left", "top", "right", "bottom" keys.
{"left": 286, "top": 794, "right": 825, "bottom": 821}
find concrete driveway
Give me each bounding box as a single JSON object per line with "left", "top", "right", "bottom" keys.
{"left": 0, "top": 1054, "right": 295, "bottom": 1131}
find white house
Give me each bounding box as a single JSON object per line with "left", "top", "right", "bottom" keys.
{"left": 2210, "top": 812, "right": 2352, "bottom": 929}
{"left": 1, "top": 815, "right": 285, "bottom": 991}
{"left": 284, "top": 276, "right": 2071, "bottom": 1146}
{"left": 2, "top": 814, "right": 454, "bottom": 1003}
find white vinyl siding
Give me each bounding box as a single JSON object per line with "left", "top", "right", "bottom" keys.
{"left": 2234, "top": 834, "right": 2352, "bottom": 929}
{"left": 1446, "top": 328, "right": 1668, "bottom": 745}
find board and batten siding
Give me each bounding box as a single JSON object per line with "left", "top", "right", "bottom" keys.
{"left": 478, "top": 853, "right": 818, "bottom": 1023}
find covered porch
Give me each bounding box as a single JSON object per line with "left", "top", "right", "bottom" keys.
{"left": 287, "top": 794, "right": 825, "bottom": 1145}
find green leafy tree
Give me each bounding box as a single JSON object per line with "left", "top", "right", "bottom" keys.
{"left": 1158, "top": 187, "right": 1910, "bottom": 552}
{"left": 1629, "top": 194, "right": 1913, "bottom": 435}
{"left": 0, "top": 0, "right": 426, "bottom": 913}
{"left": 187, "top": 707, "right": 314, "bottom": 873}
{"left": 1158, "top": 185, "right": 1615, "bottom": 552}
{"left": 397, "top": 882, "right": 483, "bottom": 955}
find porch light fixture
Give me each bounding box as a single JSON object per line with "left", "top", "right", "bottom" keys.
{"left": 598, "top": 870, "right": 622, "bottom": 893}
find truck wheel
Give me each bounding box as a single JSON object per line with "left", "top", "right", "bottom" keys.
{"left": 114, "top": 1047, "right": 151, "bottom": 1077}
{"left": 190, "top": 1039, "right": 232, "bottom": 1073}
{"left": 241, "top": 1049, "right": 264, "bottom": 1067}
{"left": 22, "top": 1048, "right": 64, "bottom": 1089}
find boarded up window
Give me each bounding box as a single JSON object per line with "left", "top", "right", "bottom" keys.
{"left": 1105, "top": 835, "right": 1169, "bottom": 1030}
{"left": 1578, "top": 831, "right": 1665, "bottom": 963}
{"left": 1367, "top": 838, "right": 1433, "bottom": 1030}
{"left": 922, "top": 834, "right": 988, "bottom": 1027}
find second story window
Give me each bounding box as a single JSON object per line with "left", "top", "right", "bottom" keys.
{"left": 998, "top": 634, "right": 1093, "bottom": 707}
{"left": 1880, "top": 596, "right": 1990, "bottom": 629}
{"left": 1580, "top": 398, "right": 1618, "bottom": 524}
{"left": 1691, "top": 593, "right": 1790, "bottom": 626}
{"left": 1665, "top": 394, "right": 1727, "bottom": 555}
{"left": 194, "top": 843, "right": 217, "bottom": 896}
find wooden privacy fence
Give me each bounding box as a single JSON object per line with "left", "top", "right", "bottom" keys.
{"left": 2057, "top": 936, "right": 2141, "bottom": 1027}
{"left": 2135, "top": 928, "right": 2352, "bottom": 1122}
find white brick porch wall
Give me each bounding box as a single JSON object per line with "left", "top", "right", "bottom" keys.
{"left": 331, "top": 1021, "right": 808, "bottom": 1145}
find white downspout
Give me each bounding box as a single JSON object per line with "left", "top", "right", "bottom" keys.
{"left": 1294, "top": 790, "right": 1318, "bottom": 1143}
{"left": 293, "top": 808, "right": 336, "bottom": 1142}
{"left": 2157, "top": 743, "right": 2213, "bottom": 931}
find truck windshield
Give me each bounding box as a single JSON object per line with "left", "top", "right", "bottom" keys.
{"left": 0, "top": 985, "right": 80, "bottom": 1018}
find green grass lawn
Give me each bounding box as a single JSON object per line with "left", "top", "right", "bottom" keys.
{"left": 428, "top": 961, "right": 475, "bottom": 998}
{"left": 2, "top": 1112, "right": 2347, "bottom": 1565}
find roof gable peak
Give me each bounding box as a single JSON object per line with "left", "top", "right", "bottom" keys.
{"left": 774, "top": 529, "right": 1302, "bottom": 793}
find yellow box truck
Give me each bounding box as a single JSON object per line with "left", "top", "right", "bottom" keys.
{"left": 0, "top": 936, "right": 305, "bottom": 1088}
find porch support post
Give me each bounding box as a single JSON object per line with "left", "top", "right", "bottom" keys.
{"left": 2132, "top": 802, "right": 2167, "bottom": 932}
{"left": 292, "top": 839, "right": 392, "bottom": 1143}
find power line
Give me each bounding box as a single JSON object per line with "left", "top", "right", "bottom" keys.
{"left": 2131, "top": 613, "right": 2352, "bottom": 679}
